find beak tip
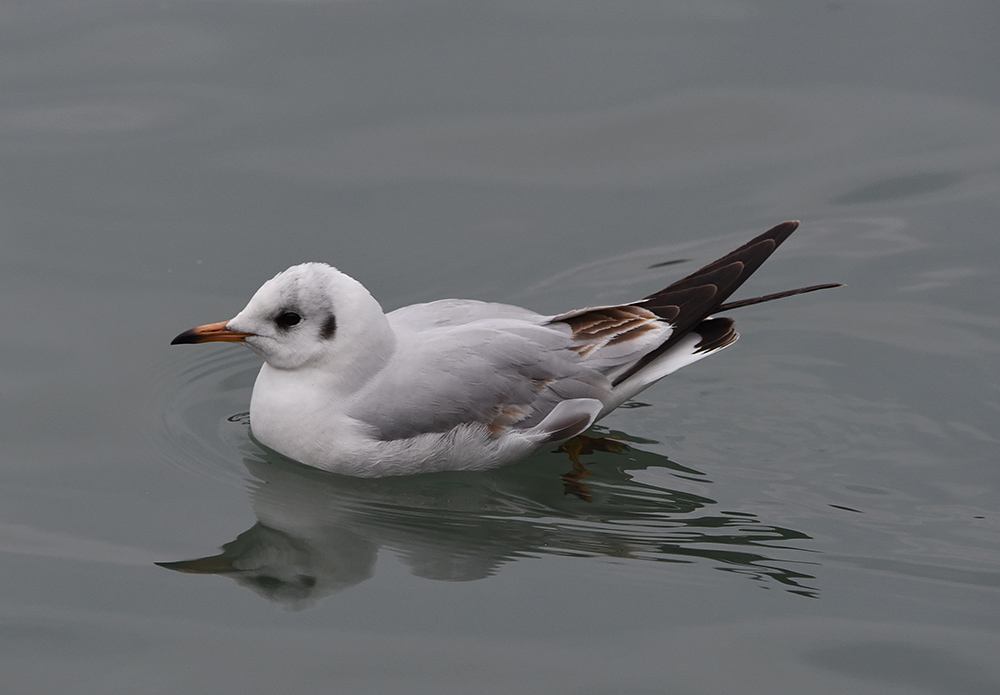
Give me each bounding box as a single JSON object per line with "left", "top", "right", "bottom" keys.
{"left": 170, "top": 330, "right": 195, "bottom": 345}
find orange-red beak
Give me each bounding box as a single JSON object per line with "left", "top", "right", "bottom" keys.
{"left": 171, "top": 321, "right": 253, "bottom": 345}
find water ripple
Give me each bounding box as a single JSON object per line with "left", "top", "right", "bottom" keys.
{"left": 147, "top": 348, "right": 260, "bottom": 488}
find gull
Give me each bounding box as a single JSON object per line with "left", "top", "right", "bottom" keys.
{"left": 172, "top": 221, "right": 839, "bottom": 477}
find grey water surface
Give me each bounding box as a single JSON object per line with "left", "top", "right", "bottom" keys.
{"left": 3, "top": 1, "right": 1000, "bottom": 693}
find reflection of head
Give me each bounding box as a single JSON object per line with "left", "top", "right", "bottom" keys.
{"left": 157, "top": 522, "right": 377, "bottom": 611}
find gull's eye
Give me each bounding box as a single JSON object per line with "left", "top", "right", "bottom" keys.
{"left": 275, "top": 311, "right": 302, "bottom": 329}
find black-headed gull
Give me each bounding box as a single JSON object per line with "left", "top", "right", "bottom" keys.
{"left": 172, "top": 221, "right": 838, "bottom": 476}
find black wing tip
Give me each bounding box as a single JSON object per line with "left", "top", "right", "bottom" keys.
{"left": 723, "top": 220, "right": 800, "bottom": 255}
{"left": 611, "top": 221, "right": 825, "bottom": 387}
{"left": 644, "top": 220, "right": 802, "bottom": 300}
{"left": 768, "top": 220, "right": 800, "bottom": 248}
{"left": 745, "top": 219, "right": 800, "bottom": 253}
{"left": 716, "top": 282, "right": 843, "bottom": 312}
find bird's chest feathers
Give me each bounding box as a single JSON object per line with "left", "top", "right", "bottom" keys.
{"left": 249, "top": 364, "right": 368, "bottom": 460}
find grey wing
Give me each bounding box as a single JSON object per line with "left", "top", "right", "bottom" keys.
{"left": 350, "top": 306, "right": 614, "bottom": 441}
{"left": 386, "top": 298, "right": 542, "bottom": 331}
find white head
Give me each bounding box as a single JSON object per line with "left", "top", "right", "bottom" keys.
{"left": 173, "top": 263, "right": 396, "bottom": 388}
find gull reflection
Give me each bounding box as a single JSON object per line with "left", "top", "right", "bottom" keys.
{"left": 158, "top": 429, "right": 819, "bottom": 609}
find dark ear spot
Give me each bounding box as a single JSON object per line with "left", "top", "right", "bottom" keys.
{"left": 321, "top": 314, "right": 337, "bottom": 340}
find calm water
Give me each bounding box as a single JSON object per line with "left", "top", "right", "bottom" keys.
{"left": 4, "top": 1, "right": 1000, "bottom": 692}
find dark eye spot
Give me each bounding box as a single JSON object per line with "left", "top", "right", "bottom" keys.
{"left": 248, "top": 574, "right": 284, "bottom": 589}
{"left": 321, "top": 314, "right": 337, "bottom": 340}
{"left": 275, "top": 311, "right": 301, "bottom": 329}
